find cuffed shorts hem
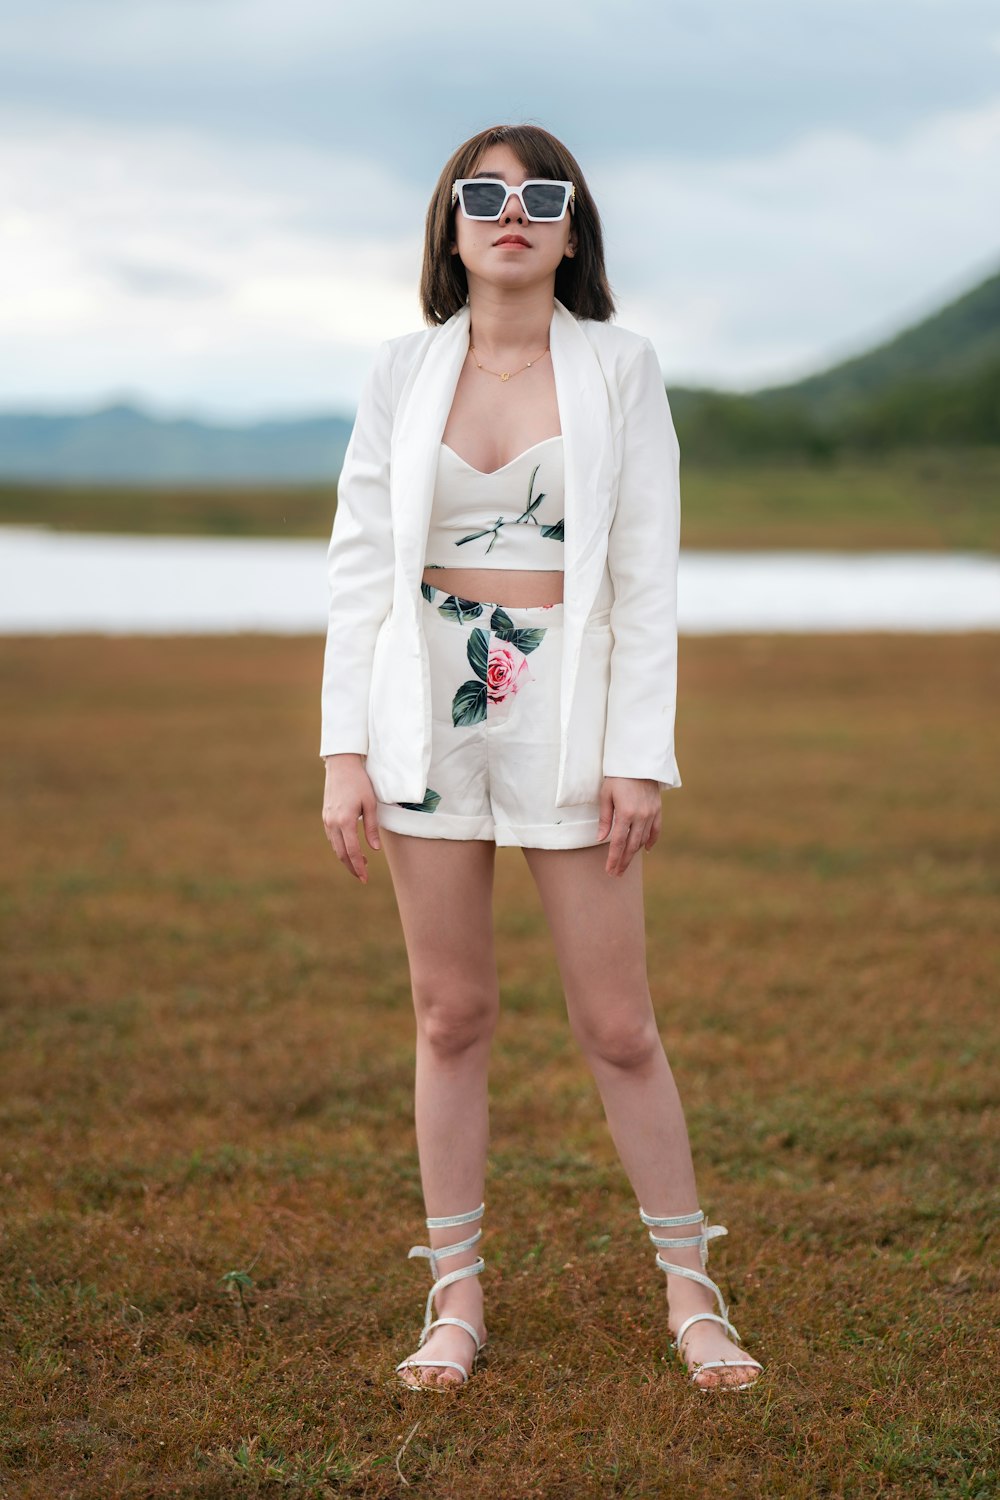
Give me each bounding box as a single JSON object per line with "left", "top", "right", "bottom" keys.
{"left": 376, "top": 799, "right": 605, "bottom": 850}
{"left": 375, "top": 801, "right": 495, "bottom": 842}
{"left": 493, "top": 816, "right": 604, "bottom": 849}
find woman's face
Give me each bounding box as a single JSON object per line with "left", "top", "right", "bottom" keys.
{"left": 450, "top": 142, "right": 577, "bottom": 295}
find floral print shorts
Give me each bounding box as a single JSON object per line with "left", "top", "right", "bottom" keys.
{"left": 374, "top": 583, "right": 605, "bottom": 848}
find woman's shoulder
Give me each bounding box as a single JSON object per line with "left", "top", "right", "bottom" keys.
{"left": 363, "top": 326, "right": 433, "bottom": 381}
{"left": 384, "top": 326, "right": 438, "bottom": 359}
{"left": 371, "top": 323, "right": 453, "bottom": 389}
{"left": 574, "top": 315, "right": 654, "bottom": 364}
{"left": 354, "top": 326, "right": 439, "bottom": 408}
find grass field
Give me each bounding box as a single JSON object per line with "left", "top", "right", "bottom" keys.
{"left": 1, "top": 630, "right": 997, "bottom": 1498}
{"left": 2, "top": 443, "right": 999, "bottom": 550}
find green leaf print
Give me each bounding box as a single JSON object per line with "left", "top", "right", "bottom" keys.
{"left": 452, "top": 679, "right": 487, "bottom": 725}
{"left": 514, "top": 466, "right": 547, "bottom": 523}
{"left": 396, "top": 786, "right": 442, "bottom": 813}
{"left": 455, "top": 518, "right": 506, "bottom": 553}
{"left": 506, "top": 628, "right": 547, "bottom": 653}
{"left": 515, "top": 464, "right": 564, "bottom": 538}
{"left": 490, "top": 606, "right": 546, "bottom": 655}
{"left": 467, "top": 627, "right": 490, "bottom": 683}
{"left": 438, "top": 594, "right": 485, "bottom": 623}
{"left": 455, "top": 462, "right": 564, "bottom": 553}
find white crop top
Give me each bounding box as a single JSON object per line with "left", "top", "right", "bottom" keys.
{"left": 424, "top": 436, "right": 565, "bottom": 571}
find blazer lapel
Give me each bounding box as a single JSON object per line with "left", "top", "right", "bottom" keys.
{"left": 549, "top": 298, "right": 615, "bottom": 629}
{"left": 389, "top": 304, "right": 471, "bottom": 610}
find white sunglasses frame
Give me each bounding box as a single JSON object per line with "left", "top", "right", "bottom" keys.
{"left": 451, "top": 177, "right": 576, "bottom": 222}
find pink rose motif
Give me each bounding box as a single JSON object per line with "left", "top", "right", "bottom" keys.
{"left": 486, "top": 643, "right": 530, "bottom": 703}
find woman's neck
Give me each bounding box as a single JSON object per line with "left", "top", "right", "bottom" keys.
{"left": 464, "top": 278, "right": 555, "bottom": 363}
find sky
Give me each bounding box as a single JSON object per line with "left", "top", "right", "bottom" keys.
{"left": 2, "top": 0, "right": 999, "bottom": 421}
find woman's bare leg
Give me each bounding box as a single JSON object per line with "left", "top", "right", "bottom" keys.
{"left": 380, "top": 828, "right": 499, "bottom": 1387}
{"left": 522, "top": 841, "right": 760, "bottom": 1389}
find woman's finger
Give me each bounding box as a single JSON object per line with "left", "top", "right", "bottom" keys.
{"left": 339, "top": 819, "right": 369, "bottom": 883}
{"left": 361, "top": 793, "right": 381, "bottom": 853}
{"left": 605, "top": 813, "right": 633, "bottom": 876}
{"left": 608, "top": 808, "right": 658, "bottom": 873}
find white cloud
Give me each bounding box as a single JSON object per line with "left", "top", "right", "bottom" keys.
{"left": 0, "top": 122, "right": 427, "bottom": 416}
{"left": 599, "top": 98, "right": 1000, "bottom": 388}
{"left": 0, "top": 89, "right": 997, "bottom": 417}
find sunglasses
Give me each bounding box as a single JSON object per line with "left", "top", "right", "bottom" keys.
{"left": 451, "top": 178, "right": 576, "bottom": 222}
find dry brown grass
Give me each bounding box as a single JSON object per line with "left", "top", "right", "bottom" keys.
{"left": 1, "top": 632, "right": 997, "bottom": 1498}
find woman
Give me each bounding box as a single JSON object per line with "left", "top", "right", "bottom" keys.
{"left": 320, "top": 124, "right": 763, "bottom": 1393}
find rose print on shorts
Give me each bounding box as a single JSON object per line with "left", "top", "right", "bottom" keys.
{"left": 486, "top": 641, "right": 530, "bottom": 704}
{"left": 451, "top": 606, "right": 548, "bottom": 727}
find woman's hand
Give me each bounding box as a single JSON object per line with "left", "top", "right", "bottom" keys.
{"left": 322, "top": 754, "right": 382, "bottom": 884}
{"left": 596, "top": 777, "right": 662, "bottom": 876}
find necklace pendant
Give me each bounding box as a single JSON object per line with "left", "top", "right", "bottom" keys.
{"left": 500, "top": 371, "right": 510, "bottom": 382}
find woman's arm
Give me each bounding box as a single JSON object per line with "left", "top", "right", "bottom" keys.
{"left": 602, "top": 337, "right": 682, "bottom": 791}
{"left": 319, "top": 340, "right": 395, "bottom": 760}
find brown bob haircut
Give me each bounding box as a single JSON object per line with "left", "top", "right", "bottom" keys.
{"left": 420, "top": 123, "right": 616, "bottom": 326}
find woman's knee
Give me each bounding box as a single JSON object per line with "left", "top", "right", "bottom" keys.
{"left": 571, "top": 1005, "right": 661, "bottom": 1071}
{"left": 411, "top": 976, "right": 499, "bottom": 1055}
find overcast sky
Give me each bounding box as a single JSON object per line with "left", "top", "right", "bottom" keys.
{"left": 3, "top": 0, "right": 998, "bottom": 420}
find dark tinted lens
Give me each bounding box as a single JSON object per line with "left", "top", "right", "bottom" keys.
{"left": 460, "top": 181, "right": 506, "bottom": 217}
{"left": 522, "top": 182, "right": 567, "bottom": 219}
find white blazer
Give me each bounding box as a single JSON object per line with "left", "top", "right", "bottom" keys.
{"left": 320, "top": 296, "right": 683, "bottom": 808}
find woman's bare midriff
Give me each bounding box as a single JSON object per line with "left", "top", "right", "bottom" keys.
{"left": 421, "top": 566, "right": 564, "bottom": 606}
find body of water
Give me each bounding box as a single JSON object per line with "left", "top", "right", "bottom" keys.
{"left": 1, "top": 526, "right": 998, "bottom": 634}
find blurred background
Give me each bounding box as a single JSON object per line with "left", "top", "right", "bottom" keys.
{"left": 1, "top": 0, "right": 998, "bottom": 486}
{"left": 1, "top": 4, "right": 998, "bottom": 1494}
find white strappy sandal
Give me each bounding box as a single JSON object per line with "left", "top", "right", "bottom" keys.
{"left": 639, "top": 1205, "right": 763, "bottom": 1391}
{"left": 395, "top": 1202, "right": 488, "bottom": 1389}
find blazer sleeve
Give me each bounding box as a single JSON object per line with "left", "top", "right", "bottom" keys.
{"left": 602, "top": 337, "right": 683, "bottom": 790}
{"left": 319, "top": 340, "right": 395, "bottom": 759}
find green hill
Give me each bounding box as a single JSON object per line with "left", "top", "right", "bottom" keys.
{"left": 670, "top": 262, "right": 1000, "bottom": 458}
{"left": 755, "top": 264, "right": 1000, "bottom": 418}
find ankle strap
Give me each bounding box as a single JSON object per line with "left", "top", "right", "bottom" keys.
{"left": 410, "top": 1203, "right": 485, "bottom": 1283}
{"left": 410, "top": 1225, "right": 481, "bottom": 1267}
{"left": 638, "top": 1206, "right": 727, "bottom": 1268}
{"left": 425, "top": 1202, "right": 484, "bottom": 1230}
{"left": 639, "top": 1208, "right": 705, "bottom": 1227}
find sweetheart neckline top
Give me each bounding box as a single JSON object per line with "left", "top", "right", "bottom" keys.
{"left": 439, "top": 434, "right": 563, "bottom": 477}
{"left": 425, "top": 434, "right": 566, "bottom": 571}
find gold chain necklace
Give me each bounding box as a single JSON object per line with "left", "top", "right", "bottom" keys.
{"left": 469, "top": 342, "right": 550, "bottom": 383}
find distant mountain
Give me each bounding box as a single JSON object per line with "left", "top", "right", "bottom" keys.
{"left": 2, "top": 260, "right": 998, "bottom": 481}
{"left": 669, "top": 262, "right": 1000, "bottom": 457}
{"left": 0, "top": 402, "right": 354, "bottom": 484}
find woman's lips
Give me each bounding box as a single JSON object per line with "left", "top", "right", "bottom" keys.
{"left": 495, "top": 236, "right": 530, "bottom": 247}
